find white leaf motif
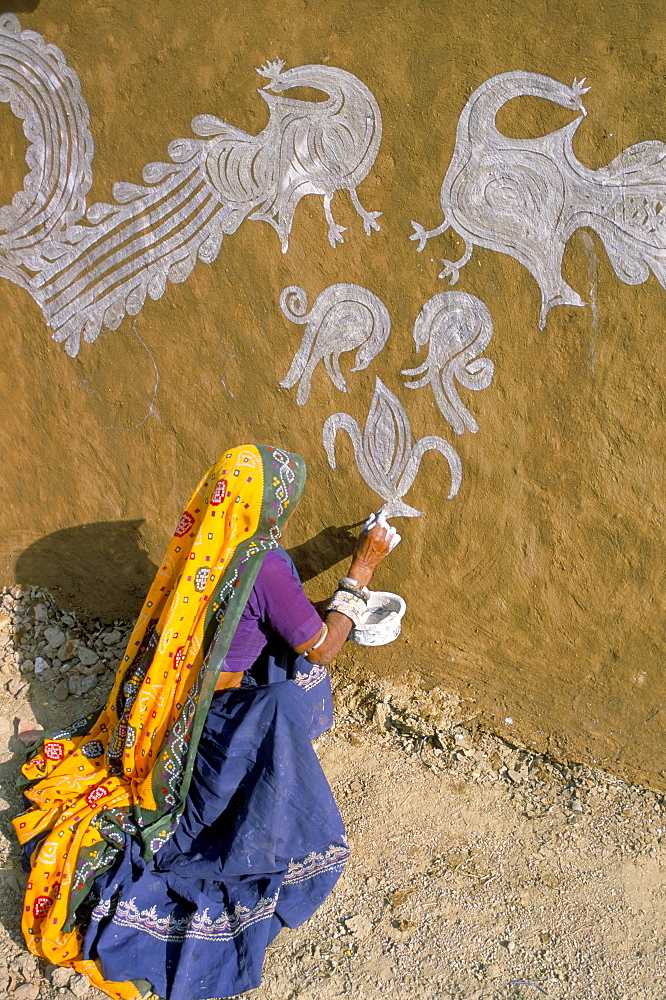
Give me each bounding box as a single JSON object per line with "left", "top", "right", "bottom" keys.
{"left": 323, "top": 377, "right": 462, "bottom": 518}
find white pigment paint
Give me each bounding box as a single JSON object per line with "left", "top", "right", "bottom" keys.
{"left": 279, "top": 284, "right": 391, "bottom": 405}
{"left": 322, "top": 376, "right": 462, "bottom": 518}
{"left": 402, "top": 291, "right": 494, "bottom": 435}
{"left": 0, "top": 17, "right": 382, "bottom": 356}
{"left": 411, "top": 70, "right": 666, "bottom": 329}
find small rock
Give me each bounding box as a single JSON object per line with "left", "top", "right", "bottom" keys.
{"left": 33, "top": 604, "right": 49, "bottom": 623}
{"left": 68, "top": 673, "right": 96, "bottom": 697}
{"left": 12, "top": 984, "right": 40, "bottom": 1000}
{"left": 77, "top": 659, "right": 107, "bottom": 677}
{"left": 18, "top": 954, "right": 37, "bottom": 978}
{"left": 61, "top": 614, "right": 76, "bottom": 627}
{"left": 54, "top": 679, "right": 70, "bottom": 701}
{"left": 102, "top": 630, "right": 122, "bottom": 646}
{"left": 374, "top": 703, "right": 390, "bottom": 730}
{"left": 77, "top": 646, "right": 99, "bottom": 667}
{"left": 44, "top": 627, "right": 66, "bottom": 649}
{"left": 7, "top": 677, "right": 28, "bottom": 697}
{"left": 345, "top": 914, "right": 373, "bottom": 938}
{"left": 50, "top": 966, "right": 74, "bottom": 987}
{"left": 17, "top": 709, "right": 44, "bottom": 736}
{"left": 0, "top": 633, "right": 10, "bottom": 649}
{"left": 57, "top": 639, "right": 78, "bottom": 661}
{"left": 69, "top": 972, "right": 91, "bottom": 997}
{"left": 18, "top": 731, "right": 44, "bottom": 747}
{"left": 34, "top": 656, "right": 50, "bottom": 675}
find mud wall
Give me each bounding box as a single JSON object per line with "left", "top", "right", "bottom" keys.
{"left": 1, "top": 0, "right": 665, "bottom": 787}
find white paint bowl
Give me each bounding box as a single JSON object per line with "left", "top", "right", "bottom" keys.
{"left": 350, "top": 591, "right": 406, "bottom": 646}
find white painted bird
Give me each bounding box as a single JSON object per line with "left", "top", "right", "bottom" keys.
{"left": 200, "top": 58, "right": 383, "bottom": 250}
{"left": 412, "top": 71, "right": 666, "bottom": 328}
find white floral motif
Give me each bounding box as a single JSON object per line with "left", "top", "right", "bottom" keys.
{"left": 91, "top": 897, "right": 112, "bottom": 921}
{"left": 323, "top": 377, "right": 462, "bottom": 517}
{"left": 112, "top": 893, "right": 279, "bottom": 942}
{"left": 402, "top": 291, "right": 494, "bottom": 435}
{"left": 284, "top": 843, "right": 350, "bottom": 885}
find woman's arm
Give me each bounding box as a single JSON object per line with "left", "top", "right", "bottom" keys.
{"left": 294, "top": 522, "right": 395, "bottom": 665}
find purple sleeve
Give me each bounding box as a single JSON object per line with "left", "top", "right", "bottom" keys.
{"left": 252, "top": 550, "right": 323, "bottom": 649}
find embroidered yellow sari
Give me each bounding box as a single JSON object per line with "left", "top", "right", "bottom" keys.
{"left": 13, "top": 444, "right": 305, "bottom": 999}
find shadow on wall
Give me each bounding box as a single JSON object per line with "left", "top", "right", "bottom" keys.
{"left": 287, "top": 522, "right": 362, "bottom": 583}
{"left": 14, "top": 521, "right": 157, "bottom": 622}
{"left": 14, "top": 519, "right": 361, "bottom": 622}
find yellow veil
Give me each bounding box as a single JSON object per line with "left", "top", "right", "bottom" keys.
{"left": 13, "top": 444, "right": 306, "bottom": 998}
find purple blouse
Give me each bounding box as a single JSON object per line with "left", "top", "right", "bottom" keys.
{"left": 222, "top": 548, "right": 323, "bottom": 672}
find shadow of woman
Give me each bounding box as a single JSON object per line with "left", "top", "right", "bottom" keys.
{"left": 287, "top": 522, "right": 363, "bottom": 583}
{"left": 14, "top": 517, "right": 361, "bottom": 620}
{"left": 14, "top": 520, "right": 157, "bottom": 623}
{"left": 0, "top": 731, "right": 37, "bottom": 950}
{"left": 3, "top": 2, "right": 41, "bottom": 11}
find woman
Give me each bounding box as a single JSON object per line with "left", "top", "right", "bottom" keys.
{"left": 13, "top": 444, "right": 395, "bottom": 1000}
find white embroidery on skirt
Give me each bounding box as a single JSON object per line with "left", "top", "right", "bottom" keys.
{"left": 94, "top": 843, "right": 349, "bottom": 941}
{"left": 293, "top": 663, "right": 328, "bottom": 691}
{"left": 111, "top": 892, "right": 279, "bottom": 942}
{"left": 284, "top": 843, "right": 350, "bottom": 885}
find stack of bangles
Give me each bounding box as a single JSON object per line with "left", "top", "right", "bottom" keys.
{"left": 324, "top": 577, "right": 370, "bottom": 628}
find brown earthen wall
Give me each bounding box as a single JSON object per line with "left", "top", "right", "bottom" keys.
{"left": 1, "top": 0, "right": 664, "bottom": 786}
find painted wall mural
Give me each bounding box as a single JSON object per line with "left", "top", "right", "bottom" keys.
{"left": 402, "top": 291, "right": 494, "bottom": 435}
{"left": 6, "top": 16, "right": 658, "bottom": 522}
{"left": 279, "top": 284, "right": 391, "bottom": 404}
{"left": 322, "top": 376, "right": 463, "bottom": 517}
{"left": 0, "top": 15, "right": 382, "bottom": 356}
{"left": 411, "top": 70, "right": 666, "bottom": 328}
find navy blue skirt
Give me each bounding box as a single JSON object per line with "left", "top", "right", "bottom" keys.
{"left": 83, "top": 657, "right": 347, "bottom": 1000}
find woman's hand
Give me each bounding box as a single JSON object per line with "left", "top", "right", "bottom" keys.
{"left": 296, "top": 517, "right": 400, "bottom": 665}
{"left": 348, "top": 522, "right": 395, "bottom": 587}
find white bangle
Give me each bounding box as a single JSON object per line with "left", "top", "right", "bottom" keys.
{"left": 303, "top": 623, "right": 328, "bottom": 659}
{"left": 310, "top": 623, "right": 328, "bottom": 650}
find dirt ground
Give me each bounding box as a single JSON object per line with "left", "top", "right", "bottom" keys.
{"left": 0, "top": 585, "right": 665, "bottom": 1000}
